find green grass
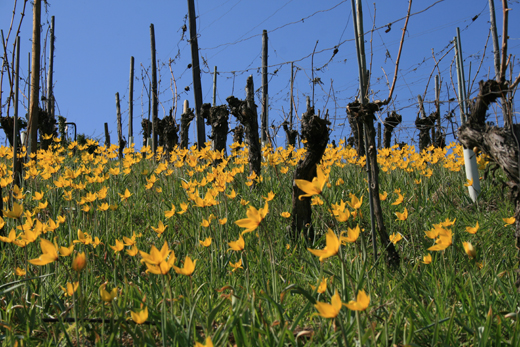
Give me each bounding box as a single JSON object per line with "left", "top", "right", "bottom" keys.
{"left": 0, "top": 141, "right": 518, "bottom": 346}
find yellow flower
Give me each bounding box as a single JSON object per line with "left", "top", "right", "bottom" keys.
{"left": 391, "top": 193, "right": 403, "bottom": 206}
{"left": 379, "top": 191, "right": 388, "bottom": 201}
{"left": 228, "top": 235, "right": 245, "bottom": 252}
{"left": 240, "top": 198, "right": 249, "bottom": 206}
{"left": 4, "top": 202, "right": 23, "bottom": 219}
{"left": 144, "top": 252, "right": 176, "bottom": 275}
{"left": 59, "top": 243, "right": 75, "bottom": 257}
{"left": 340, "top": 225, "right": 360, "bottom": 244}
{"left": 61, "top": 282, "right": 79, "bottom": 296}
{"left": 164, "top": 204, "right": 176, "bottom": 218}
{"left": 295, "top": 165, "right": 328, "bottom": 200}
{"left": 194, "top": 337, "right": 214, "bottom": 347}
{"left": 72, "top": 252, "right": 86, "bottom": 272}
{"left": 310, "top": 277, "right": 328, "bottom": 294}
{"left": 110, "top": 239, "right": 125, "bottom": 253}
{"left": 0, "top": 228, "right": 17, "bottom": 243}
{"left": 465, "top": 221, "right": 479, "bottom": 234}
{"left": 314, "top": 289, "right": 342, "bottom": 318}
{"left": 422, "top": 253, "right": 432, "bottom": 264}
{"left": 201, "top": 219, "right": 210, "bottom": 228}
{"left": 308, "top": 229, "right": 339, "bottom": 261}
{"left": 199, "top": 237, "right": 212, "bottom": 247}
{"left": 343, "top": 289, "right": 370, "bottom": 311}
{"left": 29, "top": 238, "right": 59, "bottom": 266}
{"left": 226, "top": 189, "right": 237, "bottom": 199}
{"left": 126, "top": 244, "right": 139, "bottom": 256}
{"left": 229, "top": 258, "right": 243, "bottom": 272}
{"left": 139, "top": 241, "right": 171, "bottom": 265}
{"left": 97, "top": 202, "right": 109, "bottom": 211}
{"left": 15, "top": 267, "right": 26, "bottom": 276}
{"left": 389, "top": 233, "right": 402, "bottom": 245}
{"left": 503, "top": 217, "right": 515, "bottom": 226}
{"left": 235, "top": 202, "right": 268, "bottom": 234}
{"left": 347, "top": 194, "right": 363, "bottom": 210}
{"left": 151, "top": 221, "right": 168, "bottom": 236}
{"left": 173, "top": 256, "right": 197, "bottom": 276}
{"left": 99, "top": 283, "right": 118, "bottom": 302}
{"left": 395, "top": 208, "right": 408, "bottom": 221}
{"left": 218, "top": 218, "right": 227, "bottom": 225}
{"left": 119, "top": 188, "right": 133, "bottom": 201}
{"left": 462, "top": 241, "right": 476, "bottom": 259}
{"left": 263, "top": 191, "right": 275, "bottom": 202}
{"left": 131, "top": 306, "right": 148, "bottom": 324}
{"left": 464, "top": 178, "right": 473, "bottom": 187}
{"left": 280, "top": 212, "right": 291, "bottom": 218}
{"left": 427, "top": 229, "right": 453, "bottom": 251}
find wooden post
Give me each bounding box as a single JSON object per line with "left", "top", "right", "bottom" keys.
{"left": 104, "top": 123, "right": 110, "bottom": 147}
{"left": 28, "top": 0, "right": 41, "bottom": 156}
{"left": 262, "top": 30, "right": 268, "bottom": 145}
{"left": 27, "top": 52, "right": 30, "bottom": 127}
{"left": 435, "top": 74, "right": 441, "bottom": 145}
{"left": 417, "top": 95, "right": 426, "bottom": 119}
{"left": 150, "top": 24, "right": 158, "bottom": 153}
{"left": 46, "top": 16, "right": 55, "bottom": 118}
{"left": 13, "top": 36, "right": 21, "bottom": 187}
{"left": 377, "top": 122, "right": 381, "bottom": 149}
{"left": 290, "top": 62, "right": 294, "bottom": 129}
{"left": 212, "top": 66, "right": 217, "bottom": 107}
{"left": 128, "top": 56, "right": 134, "bottom": 145}
{"left": 116, "top": 92, "right": 123, "bottom": 159}
{"left": 187, "top": 0, "right": 206, "bottom": 149}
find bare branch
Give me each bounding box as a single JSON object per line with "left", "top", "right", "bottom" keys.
{"left": 385, "top": 0, "right": 412, "bottom": 104}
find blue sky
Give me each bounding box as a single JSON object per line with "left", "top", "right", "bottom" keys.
{"left": 1, "top": 0, "right": 519, "bottom": 150}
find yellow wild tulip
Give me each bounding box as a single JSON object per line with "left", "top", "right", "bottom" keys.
{"left": 314, "top": 289, "right": 342, "bottom": 318}
{"left": 29, "top": 238, "right": 59, "bottom": 266}
{"left": 131, "top": 306, "right": 148, "bottom": 324}
{"left": 343, "top": 289, "right": 370, "bottom": 311}
{"left": 228, "top": 235, "right": 245, "bottom": 252}
{"left": 72, "top": 252, "right": 86, "bottom": 272}
{"left": 235, "top": 202, "right": 268, "bottom": 234}
{"left": 308, "top": 229, "right": 339, "bottom": 261}
{"left": 173, "top": 256, "right": 197, "bottom": 276}
{"left": 294, "top": 165, "right": 328, "bottom": 200}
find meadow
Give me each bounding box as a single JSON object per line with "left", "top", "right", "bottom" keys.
{"left": 0, "top": 138, "right": 518, "bottom": 346}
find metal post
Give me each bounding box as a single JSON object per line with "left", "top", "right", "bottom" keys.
{"left": 454, "top": 29, "right": 480, "bottom": 202}
{"left": 351, "top": 0, "right": 377, "bottom": 262}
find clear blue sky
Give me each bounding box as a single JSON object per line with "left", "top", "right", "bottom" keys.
{"left": 1, "top": 0, "right": 519, "bottom": 150}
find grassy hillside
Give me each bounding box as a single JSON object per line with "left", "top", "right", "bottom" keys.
{"left": 0, "top": 139, "right": 518, "bottom": 346}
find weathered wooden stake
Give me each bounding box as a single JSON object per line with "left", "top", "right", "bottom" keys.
{"left": 261, "top": 29, "right": 268, "bottom": 145}
{"left": 128, "top": 56, "right": 134, "bottom": 145}
{"left": 13, "top": 36, "right": 21, "bottom": 187}
{"left": 104, "top": 123, "right": 110, "bottom": 147}
{"left": 187, "top": 0, "right": 206, "bottom": 149}
{"left": 46, "top": 16, "right": 55, "bottom": 118}
{"left": 180, "top": 100, "right": 194, "bottom": 149}
{"left": 150, "top": 24, "right": 158, "bottom": 154}
{"left": 28, "top": 0, "right": 41, "bottom": 156}
{"left": 115, "top": 92, "right": 125, "bottom": 159}
{"left": 212, "top": 66, "right": 217, "bottom": 107}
